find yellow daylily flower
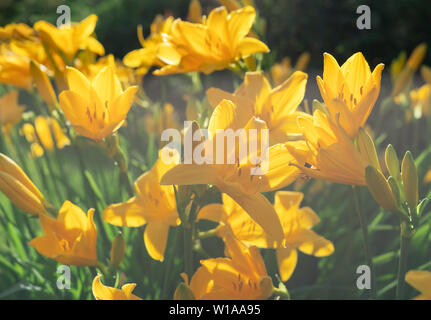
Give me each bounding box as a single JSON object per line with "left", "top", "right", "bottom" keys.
{"left": 30, "top": 201, "right": 97, "bottom": 266}
{"left": 123, "top": 15, "right": 174, "bottom": 76}
{"left": 405, "top": 270, "right": 431, "bottom": 300}
{"left": 153, "top": 6, "right": 269, "bottom": 75}
{"left": 21, "top": 116, "right": 70, "bottom": 158}
{"left": 0, "top": 153, "right": 46, "bottom": 215}
{"left": 58, "top": 65, "right": 138, "bottom": 141}
{"left": 34, "top": 14, "right": 105, "bottom": 60}
{"left": 0, "top": 90, "right": 25, "bottom": 134}
{"left": 198, "top": 191, "right": 334, "bottom": 281}
{"left": 161, "top": 99, "right": 302, "bottom": 243}
{"left": 207, "top": 71, "right": 309, "bottom": 145}
{"left": 185, "top": 231, "right": 274, "bottom": 299}
{"left": 286, "top": 109, "right": 380, "bottom": 185}
{"left": 103, "top": 150, "right": 180, "bottom": 261}
{"left": 92, "top": 274, "right": 142, "bottom": 300}
{"left": 316, "top": 52, "right": 384, "bottom": 138}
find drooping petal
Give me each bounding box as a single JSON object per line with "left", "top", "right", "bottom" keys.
{"left": 143, "top": 221, "right": 170, "bottom": 261}
{"left": 276, "top": 247, "right": 298, "bottom": 282}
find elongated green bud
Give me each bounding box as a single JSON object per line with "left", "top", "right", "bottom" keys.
{"left": 365, "top": 166, "right": 400, "bottom": 214}
{"left": 110, "top": 233, "right": 126, "bottom": 269}
{"left": 385, "top": 144, "right": 401, "bottom": 181}
{"left": 401, "top": 151, "right": 418, "bottom": 215}
{"left": 358, "top": 128, "right": 381, "bottom": 172}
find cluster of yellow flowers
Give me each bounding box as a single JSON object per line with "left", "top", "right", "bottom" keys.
{"left": 0, "top": 0, "right": 430, "bottom": 300}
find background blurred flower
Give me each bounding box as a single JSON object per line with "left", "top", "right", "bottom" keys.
{"left": 0, "top": 90, "right": 25, "bottom": 135}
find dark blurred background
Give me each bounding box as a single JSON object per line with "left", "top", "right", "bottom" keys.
{"left": 1, "top": 0, "right": 430, "bottom": 67}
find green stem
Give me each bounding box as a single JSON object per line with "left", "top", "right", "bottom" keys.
{"left": 396, "top": 227, "right": 409, "bottom": 300}
{"left": 352, "top": 186, "right": 376, "bottom": 299}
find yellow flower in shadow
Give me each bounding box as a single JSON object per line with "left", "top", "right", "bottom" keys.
{"left": 207, "top": 71, "right": 308, "bottom": 145}
{"left": 405, "top": 270, "right": 431, "bottom": 300}
{"left": 103, "top": 150, "right": 180, "bottom": 261}
{"left": 317, "top": 52, "right": 384, "bottom": 138}
{"left": 153, "top": 6, "right": 269, "bottom": 75}
{"left": 184, "top": 230, "right": 273, "bottom": 299}
{"left": 92, "top": 274, "right": 142, "bottom": 300}
{"left": 198, "top": 191, "right": 334, "bottom": 281}
{"left": 0, "top": 90, "right": 25, "bottom": 135}
{"left": 34, "top": 14, "right": 104, "bottom": 60}
{"left": 30, "top": 201, "right": 97, "bottom": 266}
{"left": 58, "top": 65, "right": 138, "bottom": 141}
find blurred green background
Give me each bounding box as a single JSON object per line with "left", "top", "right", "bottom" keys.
{"left": 1, "top": 0, "right": 430, "bottom": 66}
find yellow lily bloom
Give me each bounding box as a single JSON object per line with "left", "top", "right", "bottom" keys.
{"left": 92, "top": 274, "right": 142, "bottom": 300}
{"left": 30, "top": 201, "right": 97, "bottom": 266}
{"left": 161, "top": 99, "right": 302, "bottom": 243}
{"left": 0, "top": 153, "right": 46, "bottom": 215}
{"left": 123, "top": 15, "right": 174, "bottom": 76}
{"left": 58, "top": 65, "right": 138, "bottom": 141}
{"left": 207, "top": 71, "right": 308, "bottom": 145}
{"left": 198, "top": 191, "right": 334, "bottom": 281}
{"left": 405, "top": 270, "right": 431, "bottom": 300}
{"left": 34, "top": 14, "right": 104, "bottom": 60}
{"left": 185, "top": 231, "right": 273, "bottom": 299}
{"left": 286, "top": 109, "right": 380, "bottom": 185}
{"left": 317, "top": 52, "right": 384, "bottom": 138}
{"left": 0, "top": 90, "right": 25, "bottom": 134}
{"left": 103, "top": 150, "right": 180, "bottom": 261}
{"left": 21, "top": 116, "right": 70, "bottom": 158}
{"left": 153, "top": 6, "right": 269, "bottom": 75}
